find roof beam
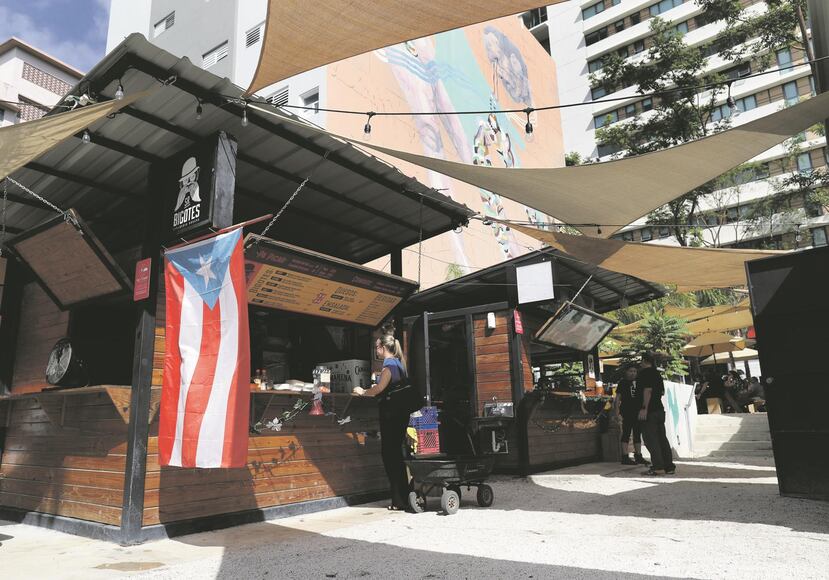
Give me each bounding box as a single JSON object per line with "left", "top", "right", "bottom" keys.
{"left": 72, "top": 131, "right": 160, "bottom": 164}
{"left": 24, "top": 162, "right": 139, "bottom": 199}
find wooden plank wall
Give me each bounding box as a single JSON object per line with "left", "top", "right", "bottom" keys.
{"left": 143, "top": 295, "right": 388, "bottom": 526}
{"left": 472, "top": 312, "right": 513, "bottom": 415}
{"left": 11, "top": 283, "right": 69, "bottom": 394}
{"left": 526, "top": 397, "right": 600, "bottom": 468}
{"left": 0, "top": 392, "right": 127, "bottom": 525}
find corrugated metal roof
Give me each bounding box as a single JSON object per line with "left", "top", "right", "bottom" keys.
{"left": 6, "top": 34, "right": 473, "bottom": 263}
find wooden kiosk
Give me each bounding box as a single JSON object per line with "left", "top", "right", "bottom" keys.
{"left": 402, "top": 247, "right": 663, "bottom": 475}
{"left": 0, "top": 35, "right": 472, "bottom": 543}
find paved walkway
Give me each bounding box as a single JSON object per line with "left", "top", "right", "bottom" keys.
{"left": 2, "top": 458, "right": 828, "bottom": 579}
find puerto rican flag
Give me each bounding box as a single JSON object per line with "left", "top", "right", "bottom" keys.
{"left": 159, "top": 228, "right": 250, "bottom": 468}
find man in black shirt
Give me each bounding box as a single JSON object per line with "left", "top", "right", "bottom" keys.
{"left": 638, "top": 352, "right": 676, "bottom": 476}
{"left": 614, "top": 365, "right": 649, "bottom": 466}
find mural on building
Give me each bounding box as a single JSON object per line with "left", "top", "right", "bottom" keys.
{"left": 327, "top": 16, "right": 563, "bottom": 287}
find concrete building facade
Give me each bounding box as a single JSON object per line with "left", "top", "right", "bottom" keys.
{"left": 0, "top": 37, "right": 83, "bottom": 128}
{"left": 523, "top": 1, "right": 829, "bottom": 251}
{"left": 106, "top": 1, "right": 565, "bottom": 289}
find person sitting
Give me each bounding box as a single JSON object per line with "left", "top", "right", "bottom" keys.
{"left": 722, "top": 371, "right": 745, "bottom": 413}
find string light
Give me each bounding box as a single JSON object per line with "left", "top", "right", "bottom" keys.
{"left": 81, "top": 130, "right": 91, "bottom": 145}
{"left": 241, "top": 101, "right": 249, "bottom": 127}
{"left": 363, "top": 112, "right": 375, "bottom": 140}
{"left": 114, "top": 82, "right": 124, "bottom": 100}
{"left": 524, "top": 108, "right": 535, "bottom": 143}
{"left": 195, "top": 99, "right": 203, "bottom": 120}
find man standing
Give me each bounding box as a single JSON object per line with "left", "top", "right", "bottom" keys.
{"left": 638, "top": 352, "right": 676, "bottom": 476}
{"left": 614, "top": 365, "right": 649, "bottom": 466}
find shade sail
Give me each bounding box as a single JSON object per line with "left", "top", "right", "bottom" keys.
{"left": 664, "top": 299, "right": 750, "bottom": 321}
{"left": 247, "top": 1, "right": 559, "bottom": 95}
{"left": 701, "top": 347, "right": 758, "bottom": 365}
{"left": 685, "top": 308, "right": 753, "bottom": 335}
{"left": 311, "top": 90, "right": 829, "bottom": 237}
{"left": 683, "top": 332, "right": 746, "bottom": 357}
{"left": 509, "top": 223, "right": 783, "bottom": 290}
{"left": 0, "top": 90, "right": 151, "bottom": 181}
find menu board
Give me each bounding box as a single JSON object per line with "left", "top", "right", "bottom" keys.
{"left": 244, "top": 235, "right": 418, "bottom": 326}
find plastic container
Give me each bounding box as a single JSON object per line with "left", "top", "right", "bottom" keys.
{"left": 409, "top": 406, "right": 439, "bottom": 428}
{"left": 416, "top": 428, "right": 440, "bottom": 455}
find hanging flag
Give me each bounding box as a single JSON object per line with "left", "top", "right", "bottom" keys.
{"left": 159, "top": 229, "right": 250, "bottom": 468}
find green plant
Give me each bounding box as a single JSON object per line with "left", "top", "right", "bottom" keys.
{"left": 445, "top": 263, "right": 464, "bottom": 281}
{"left": 622, "top": 315, "right": 689, "bottom": 380}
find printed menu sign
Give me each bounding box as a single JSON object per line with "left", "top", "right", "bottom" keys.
{"left": 244, "top": 235, "right": 418, "bottom": 326}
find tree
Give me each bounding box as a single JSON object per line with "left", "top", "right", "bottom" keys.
{"left": 622, "top": 315, "right": 689, "bottom": 379}
{"left": 592, "top": 0, "right": 812, "bottom": 246}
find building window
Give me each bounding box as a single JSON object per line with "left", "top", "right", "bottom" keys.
{"left": 722, "top": 62, "right": 752, "bottom": 81}
{"left": 597, "top": 141, "right": 623, "bottom": 157}
{"left": 624, "top": 103, "right": 636, "bottom": 117}
{"left": 0, "top": 108, "right": 5, "bottom": 123}
{"left": 810, "top": 76, "right": 816, "bottom": 96}
{"left": 246, "top": 24, "right": 263, "bottom": 47}
{"left": 591, "top": 85, "right": 607, "bottom": 100}
{"left": 797, "top": 152, "right": 813, "bottom": 174}
{"left": 783, "top": 81, "right": 799, "bottom": 105}
{"left": 267, "top": 86, "right": 290, "bottom": 107}
{"left": 523, "top": 7, "right": 548, "bottom": 29}
{"left": 726, "top": 206, "right": 740, "bottom": 223}
{"left": 21, "top": 62, "right": 72, "bottom": 96}
{"left": 650, "top": 0, "right": 683, "bottom": 17}
{"left": 633, "top": 39, "right": 646, "bottom": 54}
{"left": 594, "top": 110, "right": 618, "bottom": 129}
{"left": 641, "top": 97, "right": 653, "bottom": 111}
{"left": 630, "top": 12, "right": 641, "bottom": 25}
{"left": 622, "top": 231, "right": 634, "bottom": 241}
{"left": 776, "top": 48, "right": 793, "bottom": 73}
{"left": 583, "top": 1, "right": 605, "bottom": 20}
{"left": 153, "top": 11, "right": 175, "bottom": 37}
{"left": 588, "top": 59, "right": 603, "bottom": 73}
{"left": 675, "top": 21, "right": 689, "bottom": 35}
{"left": 586, "top": 28, "right": 609, "bottom": 46}
{"left": 659, "top": 226, "right": 671, "bottom": 238}
{"left": 813, "top": 226, "right": 828, "bottom": 247}
{"left": 202, "top": 42, "right": 229, "bottom": 69}
{"left": 301, "top": 88, "right": 319, "bottom": 113}
{"left": 614, "top": 20, "right": 626, "bottom": 33}
{"left": 640, "top": 227, "right": 653, "bottom": 241}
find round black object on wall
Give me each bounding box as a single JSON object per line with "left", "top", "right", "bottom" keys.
{"left": 46, "top": 338, "right": 89, "bottom": 387}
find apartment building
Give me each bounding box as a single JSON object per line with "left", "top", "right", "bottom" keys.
{"left": 107, "top": 1, "right": 564, "bottom": 288}
{"left": 524, "top": 1, "right": 829, "bottom": 250}
{"left": 0, "top": 37, "right": 83, "bottom": 128}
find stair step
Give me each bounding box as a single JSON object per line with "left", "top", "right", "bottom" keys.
{"left": 695, "top": 433, "right": 771, "bottom": 443}
{"left": 704, "top": 449, "right": 775, "bottom": 458}
{"left": 695, "top": 440, "right": 772, "bottom": 450}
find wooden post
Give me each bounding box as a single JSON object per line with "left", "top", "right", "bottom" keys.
{"left": 119, "top": 166, "right": 164, "bottom": 545}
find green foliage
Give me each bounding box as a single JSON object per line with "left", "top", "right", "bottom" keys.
{"left": 445, "top": 263, "right": 464, "bottom": 281}
{"left": 565, "top": 151, "right": 583, "bottom": 166}
{"left": 622, "top": 315, "right": 689, "bottom": 379}
{"left": 544, "top": 362, "right": 586, "bottom": 390}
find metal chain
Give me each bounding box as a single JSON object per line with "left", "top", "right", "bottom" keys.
{"left": 417, "top": 195, "right": 424, "bottom": 286}
{"left": 258, "top": 151, "right": 330, "bottom": 241}
{"left": 0, "top": 178, "right": 7, "bottom": 256}
{"left": 6, "top": 176, "right": 77, "bottom": 226}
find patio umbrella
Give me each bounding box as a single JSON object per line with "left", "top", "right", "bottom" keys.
{"left": 700, "top": 347, "right": 758, "bottom": 366}
{"left": 682, "top": 332, "right": 746, "bottom": 358}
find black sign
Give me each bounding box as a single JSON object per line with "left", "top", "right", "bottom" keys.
{"left": 165, "top": 131, "right": 236, "bottom": 240}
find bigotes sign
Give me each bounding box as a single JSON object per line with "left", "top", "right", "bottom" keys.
{"left": 164, "top": 131, "right": 237, "bottom": 241}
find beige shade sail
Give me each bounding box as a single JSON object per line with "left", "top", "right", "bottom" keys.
{"left": 311, "top": 90, "right": 829, "bottom": 237}
{"left": 664, "top": 298, "right": 750, "bottom": 321}
{"left": 685, "top": 308, "right": 753, "bottom": 335}
{"left": 509, "top": 223, "right": 783, "bottom": 290}
{"left": 682, "top": 332, "right": 746, "bottom": 358}
{"left": 701, "top": 347, "right": 758, "bottom": 365}
{"left": 247, "top": 1, "right": 559, "bottom": 95}
{"left": 0, "top": 91, "right": 152, "bottom": 181}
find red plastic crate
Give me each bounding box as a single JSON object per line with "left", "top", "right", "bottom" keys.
{"left": 416, "top": 428, "right": 440, "bottom": 455}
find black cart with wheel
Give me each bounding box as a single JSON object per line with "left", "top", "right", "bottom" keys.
{"left": 405, "top": 455, "right": 496, "bottom": 515}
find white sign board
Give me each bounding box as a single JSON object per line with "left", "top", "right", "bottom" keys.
{"left": 516, "top": 261, "right": 554, "bottom": 304}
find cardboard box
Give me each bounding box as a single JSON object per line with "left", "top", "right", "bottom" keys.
{"left": 318, "top": 359, "right": 371, "bottom": 393}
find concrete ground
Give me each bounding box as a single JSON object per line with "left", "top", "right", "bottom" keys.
{"left": 2, "top": 458, "right": 828, "bottom": 580}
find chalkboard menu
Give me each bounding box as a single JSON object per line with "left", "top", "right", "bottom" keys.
{"left": 244, "top": 235, "right": 418, "bottom": 326}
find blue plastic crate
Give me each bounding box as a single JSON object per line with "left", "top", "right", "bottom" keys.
{"left": 409, "top": 406, "right": 439, "bottom": 428}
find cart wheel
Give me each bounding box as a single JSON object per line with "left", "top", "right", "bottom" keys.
{"left": 476, "top": 484, "right": 494, "bottom": 508}
{"left": 448, "top": 485, "right": 462, "bottom": 502}
{"left": 441, "top": 489, "right": 460, "bottom": 515}
{"left": 408, "top": 491, "right": 426, "bottom": 514}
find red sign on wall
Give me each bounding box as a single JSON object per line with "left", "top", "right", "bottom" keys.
{"left": 514, "top": 309, "right": 524, "bottom": 335}
{"left": 134, "top": 258, "right": 152, "bottom": 301}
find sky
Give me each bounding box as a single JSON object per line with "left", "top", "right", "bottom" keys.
{"left": 0, "top": 0, "right": 111, "bottom": 72}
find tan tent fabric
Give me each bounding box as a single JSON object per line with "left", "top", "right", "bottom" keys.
{"left": 701, "top": 347, "right": 758, "bottom": 365}
{"left": 685, "top": 308, "right": 753, "bottom": 335}
{"left": 247, "top": 1, "right": 560, "bottom": 95}
{"left": 0, "top": 90, "right": 151, "bottom": 181}
{"left": 509, "top": 223, "right": 783, "bottom": 290}
{"left": 683, "top": 332, "right": 746, "bottom": 357}
{"left": 664, "top": 299, "right": 750, "bottom": 321}
{"left": 291, "top": 90, "right": 829, "bottom": 237}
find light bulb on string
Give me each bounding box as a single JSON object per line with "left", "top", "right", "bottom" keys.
{"left": 82, "top": 130, "right": 91, "bottom": 145}
{"left": 195, "top": 100, "right": 203, "bottom": 120}
{"left": 363, "top": 112, "right": 375, "bottom": 141}
{"left": 524, "top": 108, "right": 535, "bottom": 143}
{"left": 726, "top": 82, "right": 739, "bottom": 118}
{"left": 114, "top": 82, "right": 124, "bottom": 100}
{"left": 241, "top": 102, "right": 249, "bottom": 127}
